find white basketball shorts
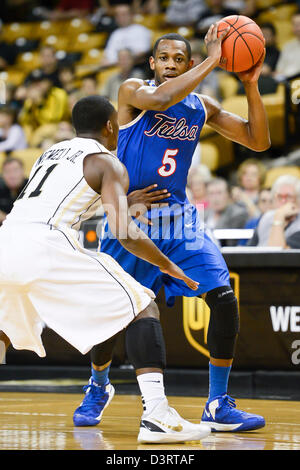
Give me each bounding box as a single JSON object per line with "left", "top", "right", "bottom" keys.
{"left": 0, "top": 223, "right": 154, "bottom": 357}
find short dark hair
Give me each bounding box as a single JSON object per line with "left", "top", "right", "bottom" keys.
{"left": 260, "top": 22, "right": 277, "bottom": 36}
{"left": 2, "top": 157, "right": 24, "bottom": 171}
{"left": 72, "top": 95, "right": 115, "bottom": 134}
{"left": 152, "top": 33, "right": 192, "bottom": 61}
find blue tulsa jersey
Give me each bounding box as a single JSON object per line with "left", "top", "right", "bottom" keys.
{"left": 117, "top": 83, "right": 207, "bottom": 206}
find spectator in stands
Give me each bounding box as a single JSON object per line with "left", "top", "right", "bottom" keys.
{"left": 187, "top": 164, "right": 212, "bottom": 212}
{"left": 0, "top": 106, "right": 27, "bottom": 154}
{"left": 35, "top": 0, "right": 97, "bottom": 21}
{"left": 80, "top": 74, "right": 101, "bottom": 96}
{"left": 101, "top": 48, "right": 146, "bottom": 102}
{"left": 101, "top": 3, "right": 152, "bottom": 66}
{"left": 231, "top": 158, "right": 267, "bottom": 219}
{"left": 165, "top": 0, "right": 206, "bottom": 27}
{"left": 40, "top": 121, "right": 75, "bottom": 150}
{"left": 0, "top": 21, "right": 19, "bottom": 70}
{"left": 25, "top": 46, "right": 62, "bottom": 89}
{"left": 204, "top": 177, "right": 249, "bottom": 245}
{"left": 190, "top": 39, "right": 221, "bottom": 100}
{"left": 58, "top": 64, "right": 79, "bottom": 95}
{"left": 223, "top": 0, "right": 256, "bottom": 16}
{"left": 19, "top": 75, "right": 69, "bottom": 141}
{"left": 261, "top": 23, "right": 280, "bottom": 76}
{"left": 0, "top": 158, "right": 28, "bottom": 225}
{"left": 249, "top": 175, "right": 300, "bottom": 248}
{"left": 275, "top": 11, "right": 300, "bottom": 79}
{"left": 195, "top": 0, "right": 238, "bottom": 38}
{"left": 238, "top": 188, "right": 272, "bottom": 245}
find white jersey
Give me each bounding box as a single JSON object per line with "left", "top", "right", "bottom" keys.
{"left": 4, "top": 137, "right": 108, "bottom": 238}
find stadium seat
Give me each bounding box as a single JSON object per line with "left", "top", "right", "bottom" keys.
{"left": 42, "top": 35, "right": 70, "bottom": 50}
{"left": 1, "top": 22, "right": 35, "bottom": 42}
{"left": 264, "top": 166, "right": 300, "bottom": 187}
{"left": 256, "top": 0, "right": 282, "bottom": 9}
{"left": 66, "top": 33, "right": 107, "bottom": 53}
{"left": 218, "top": 72, "right": 239, "bottom": 100}
{"left": 66, "top": 18, "right": 94, "bottom": 35}
{"left": 0, "top": 152, "right": 7, "bottom": 169}
{"left": 35, "top": 20, "right": 71, "bottom": 38}
{"left": 10, "top": 148, "right": 43, "bottom": 177}
{"left": 221, "top": 84, "right": 286, "bottom": 147}
{"left": 16, "top": 51, "right": 41, "bottom": 72}
{"left": 0, "top": 68, "right": 26, "bottom": 86}
{"left": 97, "top": 66, "right": 120, "bottom": 90}
{"left": 133, "top": 13, "right": 165, "bottom": 30}
{"left": 78, "top": 49, "right": 104, "bottom": 66}
{"left": 199, "top": 142, "right": 220, "bottom": 171}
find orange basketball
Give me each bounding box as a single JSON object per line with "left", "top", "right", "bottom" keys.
{"left": 217, "top": 15, "right": 265, "bottom": 73}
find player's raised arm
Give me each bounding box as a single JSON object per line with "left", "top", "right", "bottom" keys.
{"left": 118, "top": 24, "right": 230, "bottom": 113}
{"left": 84, "top": 152, "right": 199, "bottom": 291}
{"left": 203, "top": 51, "right": 271, "bottom": 152}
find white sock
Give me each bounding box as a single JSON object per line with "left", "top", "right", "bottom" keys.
{"left": 137, "top": 372, "right": 166, "bottom": 415}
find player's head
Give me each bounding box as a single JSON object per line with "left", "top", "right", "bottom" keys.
{"left": 150, "top": 33, "right": 193, "bottom": 85}
{"left": 72, "top": 95, "right": 118, "bottom": 150}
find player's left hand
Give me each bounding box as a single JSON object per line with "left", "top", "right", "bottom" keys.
{"left": 160, "top": 260, "right": 199, "bottom": 291}
{"left": 128, "top": 184, "right": 171, "bottom": 225}
{"left": 237, "top": 48, "right": 266, "bottom": 84}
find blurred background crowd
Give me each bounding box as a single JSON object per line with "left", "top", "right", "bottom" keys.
{"left": 0, "top": 0, "right": 300, "bottom": 248}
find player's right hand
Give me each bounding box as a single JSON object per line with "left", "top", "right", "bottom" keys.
{"left": 205, "top": 23, "right": 230, "bottom": 64}
{"left": 128, "top": 184, "right": 171, "bottom": 225}
{"left": 159, "top": 260, "right": 199, "bottom": 291}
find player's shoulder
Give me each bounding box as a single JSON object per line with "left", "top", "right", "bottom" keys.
{"left": 119, "top": 77, "right": 149, "bottom": 94}
{"left": 85, "top": 150, "right": 123, "bottom": 175}
{"left": 195, "top": 93, "right": 222, "bottom": 120}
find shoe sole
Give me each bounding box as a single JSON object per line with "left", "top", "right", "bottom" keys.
{"left": 201, "top": 420, "right": 265, "bottom": 432}
{"left": 137, "top": 426, "right": 211, "bottom": 444}
{"left": 73, "top": 384, "right": 115, "bottom": 427}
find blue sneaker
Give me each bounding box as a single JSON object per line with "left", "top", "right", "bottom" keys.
{"left": 201, "top": 394, "right": 265, "bottom": 432}
{"left": 73, "top": 377, "right": 115, "bottom": 427}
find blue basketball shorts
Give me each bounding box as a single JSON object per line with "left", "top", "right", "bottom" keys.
{"left": 99, "top": 205, "right": 230, "bottom": 306}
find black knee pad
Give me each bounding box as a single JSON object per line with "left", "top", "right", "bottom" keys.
{"left": 205, "top": 286, "right": 239, "bottom": 359}
{"left": 125, "top": 317, "right": 166, "bottom": 370}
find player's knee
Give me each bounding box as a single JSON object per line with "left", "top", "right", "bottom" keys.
{"left": 133, "top": 300, "right": 160, "bottom": 323}
{"left": 205, "top": 286, "right": 239, "bottom": 359}
{"left": 126, "top": 316, "right": 166, "bottom": 370}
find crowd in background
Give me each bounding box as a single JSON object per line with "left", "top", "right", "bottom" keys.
{"left": 0, "top": 0, "right": 300, "bottom": 248}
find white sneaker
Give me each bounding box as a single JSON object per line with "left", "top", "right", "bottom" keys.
{"left": 137, "top": 399, "right": 211, "bottom": 444}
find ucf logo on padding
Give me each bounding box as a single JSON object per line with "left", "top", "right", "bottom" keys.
{"left": 183, "top": 273, "right": 240, "bottom": 357}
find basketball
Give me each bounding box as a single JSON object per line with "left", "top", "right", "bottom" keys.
{"left": 217, "top": 15, "right": 265, "bottom": 73}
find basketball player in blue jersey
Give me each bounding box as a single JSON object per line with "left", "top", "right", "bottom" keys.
{"left": 74, "top": 24, "right": 270, "bottom": 432}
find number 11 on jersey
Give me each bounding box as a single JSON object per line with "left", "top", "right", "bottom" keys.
{"left": 157, "top": 148, "right": 178, "bottom": 177}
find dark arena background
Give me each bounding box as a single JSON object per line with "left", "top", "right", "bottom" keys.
{"left": 0, "top": 0, "right": 300, "bottom": 453}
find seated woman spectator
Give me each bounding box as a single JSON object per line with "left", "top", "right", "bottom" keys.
{"left": 231, "top": 158, "right": 267, "bottom": 220}
{"left": 187, "top": 164, "right": 212, "bottom": 212}
{"left": 0, "top": 107, "right": 27, "bottom": 154}
{"left": 0, "top": 158, "right": 28, "bottom": 225}
{"left": 238, "top": 188, "right": 272, "bottom": 246}
{"left": 248, "top": 175, "right": 300, "bottom": 249}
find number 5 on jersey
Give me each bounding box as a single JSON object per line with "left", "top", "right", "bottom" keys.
{"left": 158, "top": 149, "right": 178, "bottom": 177}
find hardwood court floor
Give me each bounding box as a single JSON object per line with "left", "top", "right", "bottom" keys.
{"left": 0, "top": 392, "right": 299, "bottom": 450}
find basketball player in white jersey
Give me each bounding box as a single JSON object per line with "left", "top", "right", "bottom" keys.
{"left": 0, "top": 95, "right": 211, "bottom": 444}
